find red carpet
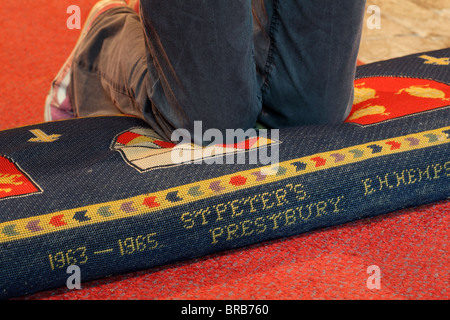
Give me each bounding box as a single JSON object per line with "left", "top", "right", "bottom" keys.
{"left": 2, "top": 0, "right": 448, "bottom": 300}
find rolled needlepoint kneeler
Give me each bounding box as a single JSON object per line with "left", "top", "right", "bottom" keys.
{"left": 0, "top": 48, "right": 449, "bottom": 299}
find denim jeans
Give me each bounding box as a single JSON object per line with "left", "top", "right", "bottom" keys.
{"left": 69, "top": 0, "right": 367, "bottom": 143}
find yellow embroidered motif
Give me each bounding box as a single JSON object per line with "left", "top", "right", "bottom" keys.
{"left": 347, "top": 105, "right": 390, "bottom": 121}
{"left": 0, "top": 174, "right": 24, "bottom": 193}
{"left": 397, "top": 85, "right": 449, "bottom": 100}
{"left": 28, "top": 129, "right": 61, "bottom": 143}
{"left": 353, "top": 83, "right": 377, "bottom": 105}
{"left": 418, "top": 55, "right": 450, "bottom": 66}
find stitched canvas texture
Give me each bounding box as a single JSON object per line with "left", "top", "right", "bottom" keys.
{"left": 0, "top": 48, "right": 449, "bottom": 299}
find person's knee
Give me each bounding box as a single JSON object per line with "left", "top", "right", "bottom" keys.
{"left": 172, "top": 97, "right": 262, "bottom": 146}
{"left": 309, "top": 86, "right": 355, "bottom": 124}
{"left": 260, "top": 82, "right": 355, "bottom": 128}
{"left": 199, "top": 109, "right": 261, "bottom": 145}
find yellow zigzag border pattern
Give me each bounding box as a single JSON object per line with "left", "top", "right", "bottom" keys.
{"left": 1, "top": 126, "right": 449, "bottom": 243}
